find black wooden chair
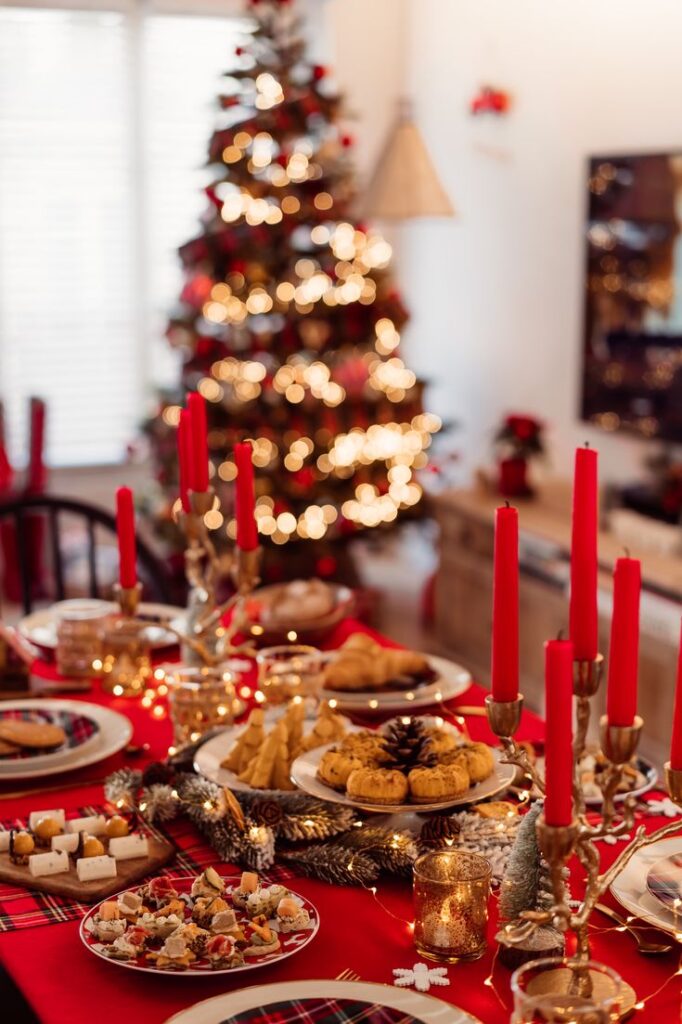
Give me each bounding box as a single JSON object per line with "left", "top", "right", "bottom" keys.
{"left": 0, "top": 494, "right": 175, "bottom": 615}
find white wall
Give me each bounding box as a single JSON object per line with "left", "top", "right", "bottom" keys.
{"left": 324, "top": 0, "right": 682, "bottom": 485}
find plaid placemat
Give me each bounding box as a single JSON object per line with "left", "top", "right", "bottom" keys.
{"left": 0, "top": 805, "right": 295, "bottom": 932}
{"left": 219, "top": 999, "right": 422, "bottom": 1024}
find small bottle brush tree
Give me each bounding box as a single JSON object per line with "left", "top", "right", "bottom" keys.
{"left": 144, "top": 0, "right": 440, "bottom": 583}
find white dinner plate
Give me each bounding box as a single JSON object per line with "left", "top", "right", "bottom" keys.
{"left": 291, "top": 741, "right": 515, "bottom": 814}
{"left": 81, "top": 874, "right": 319, "bottom": 978}
{"left": 0, "top": 699, "right": 132, "bottom": 780}
{"left": 164, "top": 979, "right": 479, "bottom": 1024}
{"left": 19, "top": 600, "right": 184, "bottom": 651}
{"left": 322, "top": 653, "right": 471, "bottom": 713}
{"left": 610, "top": 835, "right": 682, "bottom": 936}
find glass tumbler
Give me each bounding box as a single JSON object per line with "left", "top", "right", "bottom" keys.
{"left": 511, "top": 957, "right": 624, "bottom": 1023}
{"left": 256, "top": 644, "right": 323, "bottom": 704}
{"left": 166, "top": 665, "right": 239, "bottom": 748}
{"left": 413, "top": 849, "right": 491, "bottom": 963}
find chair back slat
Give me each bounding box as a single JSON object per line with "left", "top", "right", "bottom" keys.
{"left": 14, "top": 508, "right": 31, "bottom": 616}
{"left": 48, "top": 506, "right": 66, "bottom": 602}
{"left": 86, "top": 518, "right": 99, "bottom": 599}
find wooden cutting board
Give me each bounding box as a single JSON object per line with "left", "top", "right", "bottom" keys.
{"left": 0, "top": 834, "right": 175, "bottom": 903}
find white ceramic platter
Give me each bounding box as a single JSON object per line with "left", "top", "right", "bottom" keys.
{"left": 610, "top": 835, "right": 682, "bottom": 936}
{"left": 163, "top": 979, "right": 480, "bottom": 1024}
{"left": 0, "top": 699, "right": 132, "bottom": 779}
{"left": 322, "top": 653, "right": 471, "bottom": 713}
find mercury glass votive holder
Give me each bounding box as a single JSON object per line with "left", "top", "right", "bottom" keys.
{"left": 166, "top": 665, "right": 239, "bottom": 748}
{"left": 413, "top": 849, "right": 491, "bottom": 963}
{"left": 256, "top": 644, "right": 323, "bottom": 704}
{"left": 55, "top": 605, "right": 106, "bottom": 679}
{"left": 511, "top": 957, "right": 623, "bottom": 1023}
{"left": 100, "top": 619, "right": 152, "bottom": 697}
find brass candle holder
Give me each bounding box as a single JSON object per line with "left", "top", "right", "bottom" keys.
{"left": 485, "top": 694, "right": 545, "bottom": 796}
{"left": 488, "top": 658, "right": 682, "bottom": 1013}
{"left": 163, "top": 487, "right": 262, "bottom": 667}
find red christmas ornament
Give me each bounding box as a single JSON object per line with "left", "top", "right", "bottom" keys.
{"left": 340, "top": 134, "right": 354, "bottom": 148}
{"left": 204, "top": 185, "right": 223, "bottom": 212}
{"left": 312, "top": 64, "right": 326, "bottom": 81}
{"left": 316, "top": 555, "right": 337, "bottom": 577}
{"left": 180, "top": 274, "right": 214, "bottom": 307}
{"left": 470, "top": 85, "right": 511, "bottom": 116}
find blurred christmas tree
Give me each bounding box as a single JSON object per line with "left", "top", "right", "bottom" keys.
{"left": 145, "top": 0, "right": 440, "bottom": 582}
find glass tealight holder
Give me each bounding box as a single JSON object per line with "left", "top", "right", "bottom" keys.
{"left": 56, "top": 605, "right": 106, "bottom": 679}
{"left": 413, "top": 849, "right": 491, "bottom": 963}
{"left": 511, "top": 957, "right": 623, "bottom": 1023}
{"left": 100, "top": 619, "right": 152, "bottom": 697}
{"left": 166, "top": 665, "right": 240, "bottom": 748}
{"left": 256, "top": 645, "right": 323, "bottom": 704}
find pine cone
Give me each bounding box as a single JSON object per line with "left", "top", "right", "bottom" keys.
{"left": 142, "top": 761, "right": 175, "bottom": 787}
{"left": 419, "top": 815, "right": 460, "bottom": 849}
{"left": 383, "top": 717, "right": 437, "bottom": 772}
{"left": 250, "top": 798, "right": 284, "bottom": 829}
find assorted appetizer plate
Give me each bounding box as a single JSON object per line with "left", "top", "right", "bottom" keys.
{"left": 164, "top": 980, "right": 477, "bottom": 1024}
{"left": 323, "top": 653, "right": 471, "bottom": 713}
{"left": 0, "top": 699, "right": 132, "bottom": 780}
{"left": 610, "top": 836, "right": 682, "bottom": 936}
{"left": 291, "top": 741, "right": 515, "bottom": 814}
{"left": 19, "top": 599, "right": 184, "bottom": 651}
{"left": 537, "top": 753, "right": 658, "bottom": 807}
{"left": 81, "top": 873, "right": 319, "bottom": 977}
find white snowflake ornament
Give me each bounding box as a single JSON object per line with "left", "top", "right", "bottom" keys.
{"left": 393, "top": 962, "right": 450, "bottom": 992}
{"left": 646, "top": 797, "right": 681, "bottom": 819}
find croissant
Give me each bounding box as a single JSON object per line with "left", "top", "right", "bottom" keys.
{"left": 323, "top": 635, "right": 431, "bottom": 692}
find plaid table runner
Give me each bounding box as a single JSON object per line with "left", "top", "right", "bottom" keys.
{"left": 220, "top": 998, "right": 423, "bottom": 1024}
{"left": 0, "top": 805, "right": 295, "bottom": 932}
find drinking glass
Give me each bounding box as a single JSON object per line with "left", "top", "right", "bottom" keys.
{"left": 166, "top": 664, "right": 239, "bottom": 748}
{"left": 511, "top": 957, "right": 623, "bottom": 1023}
{"left": 413, "top": 849, "right": 491, "bottom": 963}
{"left": 256, "top": 644, "right": 323, "bottom": 704}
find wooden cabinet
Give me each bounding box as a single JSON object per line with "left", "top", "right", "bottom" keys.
{"left": 433, "top": 483, "right": 682, "bottom": 764}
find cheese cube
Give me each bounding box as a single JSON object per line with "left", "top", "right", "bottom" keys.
{"left": 65, "top": 814, "right": 105, "bottom": 836}
{"left": 76, "top": 855, "right": 117, "bottom": 882}
{"left": 29, "top": 850, "right": 70, "bottom": 878}
{"left": 51, "top": 832, "right": 80, "bottom": 854}
{"left": 28, "top": 809, "right": 65, "bottom": 831}
{"left": 0, "top": 831, "right": 10, "bottom": 853}
{"left": 108, "top": 834, "right": 149, "bottom": 861}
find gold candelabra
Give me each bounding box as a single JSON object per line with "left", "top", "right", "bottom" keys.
{"left": 487, "top": 657, "right": 682, "bottom": 1008}
{"left": 167, "top": 488, "right": 262, "bottom": 667}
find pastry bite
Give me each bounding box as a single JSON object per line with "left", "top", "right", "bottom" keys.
{"left": 221, "top": 708, "right": 265, "bottom": 774}
{"left": 190, "top": 866, "right": 225, "bottom": 900}
{"left": 104, "top": 815, "right": 130, "bottom": 839}
{"left": 424, "top": 727, "right": 458, "bottom": 757}
{"left": 345, "top": 767, "right": 409, "bottom": 806}
{"left": 28, "top": 809, "right": 65, "bottom": 832}
{"left": 138, "top": 909, "right": 183, "bottom": 938}
{"left": 117, "top": 889, "right": 144, "bottom": 921}
{"left": 33, "top": 817, "right": 63, "bottom": 848}
{"left": 9, "top": 830, "right": 35, "bottom": 865}
{"left": 323, "top": 635, "right": 431, "bottom": 693}
{"left": 317, "top": 750, "right": 364, "bottom": 791}
{"left": 474, "top": 800, "right": 518, "bottom": 819}
{"left": 102, "top": 934, "right": 141, "bottom": 962}
{"left": 244, "top": 883, "right": 287, "bottom": 919}
{"left": 147, "top": 934, "right": 196, "bottom": 971}
{"left": 206, "top": 933, "right": 244, "bottom": 969}
{"left": 337, "top": 732, "right": 390, "bottom": 766}
{"left": 210, "top": 907, "right": 240, "bottom": 935}
{"left": 407, "top": 764, "right": 469, "bottom": 804}
{"left": 154, "top": 898, "right": 186, "bottom": 919}
{"left": 171, "top": 921, "right": 210, "bottom": 955}
{"left": 138, "top": 876, "right": 179, "bottom": 907}
{"left": 276, "top": 896, "right": 310, "bottom": 932}
{"left": 125, "top": 925, "right": 152, "bottom": 951}
{"left": 92, "top": 901, "right": 127, "bottom": 942}
{"left": 244, "top": 914, "right": 280, "bottom": 955}
{"left": 192, "top": 895, "right": 230, "bottom": 929}
{"left": 231, "top": 870, "right": 259, "bottom": 908}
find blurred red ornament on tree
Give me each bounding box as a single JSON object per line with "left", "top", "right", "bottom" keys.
{"left": 316, "top": 555, "right": 337, "bottom": 577}
{"left": 340, "top": 134, "right": 354, "bottom": 148}
{"left": 293, "top": 468, "right": 315, "bottom": 489}
{"left": 470, "top": 85, "right": 511, "bottom": 116}
{"left": 180, "top": 274, "right": 213, "bottom": 307}
{"left": 312, "top": 64, "right": 326, "bottom": 81}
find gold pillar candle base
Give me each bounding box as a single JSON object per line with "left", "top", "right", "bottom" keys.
{"left": 573, "top": 654, "right": 604, "bottom": 698}
{"left": 189, "top": 488, "right": 216, "bottom": 517}
{"left": 113, "top": 581, "right": 142, "bottom": 618}
{"left": 664, "top": 762, "right": 682, "bottom": 804}
{"left": 485, "top": 693, "right": 524, "bottom": 737}
{"left": 513, "top": 960, "right": 634, "bottom": 1021}
{"left": 232, "top": 545, "right": 262, "bottom": 595}
{"left": 536, "top": 818, "right": 579, "bottom": 865}
{"left": 599, "top": 715, "right": 643, "bottom": 766}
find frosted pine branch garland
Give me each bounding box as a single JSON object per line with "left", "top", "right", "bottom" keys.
{"left": 280, "top": 844, "right": 379, "bottom": 886}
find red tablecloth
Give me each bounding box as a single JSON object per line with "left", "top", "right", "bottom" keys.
{"left": 0, "top": 620, "right": 680, "bottom": 1024}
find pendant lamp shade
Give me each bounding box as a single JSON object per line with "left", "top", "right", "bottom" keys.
{"left": 363, "top": 105, "right": 454, "bottom": 220}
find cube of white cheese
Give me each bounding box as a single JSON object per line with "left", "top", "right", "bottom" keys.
{"left": 51, "top": 832, "right": 80, "bottom": 854}
{"left": 28, "top": 809, "right": 65, "bottom": 831}
{"left": 76, "top": 855, "right": 117, "bottom": 882}
{"left": 108, "top": 835, "right": 149, "bottom": 861}
{"left": 29, "top": 850, "right": 70, "bottom": 878}
{"left": 0, "top": 830, "right": 10, "bottom": 853}
{"left": 65, "top": 814, "right": 105, "bottom": 835}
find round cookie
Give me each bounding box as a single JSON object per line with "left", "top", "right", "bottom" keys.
{"left": 346, "top": 768, "right": 409, "bottom": 806}
{"left": 408, "top": 763, "right": 470, "bottom": 804}
{"left": 442, "top": 742, "right": 495, "bottom": 784}
{"left": 0, "top": 720, "right": 66, "bottom": 749}
{"left": 317, "top": 750, "right": 364, "bottom": 791}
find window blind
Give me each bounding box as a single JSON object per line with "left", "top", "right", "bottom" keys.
{"left": 0, "top": 5, "right": 243, "bottom": 466}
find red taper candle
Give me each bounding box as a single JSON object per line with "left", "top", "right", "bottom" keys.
{"left": 234, "top": 441, "right": 258, "bottom": 551}
{"left": 606, "top": 557, "right": 641, "bottom": 727}
{"left": 27, "top": 397, "right": 47, "bottom": 494}
{"left": 491, "top": 503, "right": 519, "bottom": 703}
{"left": 569, "top": 445, "right": 598, "bottom": 662}
{"left": 116, "top": 486, "right": 137, "bottom": 589}
{"left": 544, "top": 637, "right": 575, "bottom": 826}
{"left": 177, "top": 409, "right": 192, "bottom": 514}
{"left": 187, "top": 392, "right": 209, "bottom": 493}
{"left": 670, "top": 620, "right": 682, "bottom": 770}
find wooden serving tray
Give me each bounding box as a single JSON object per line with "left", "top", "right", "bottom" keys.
{"left": 0, "top": 835, "right": 175, "bottom": 903}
